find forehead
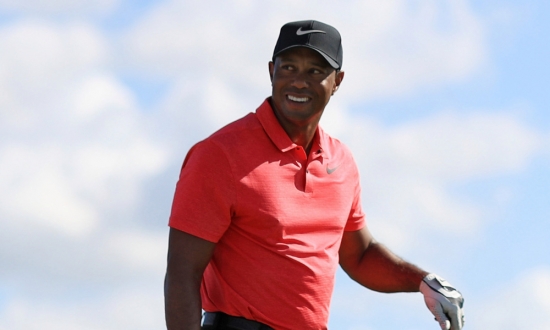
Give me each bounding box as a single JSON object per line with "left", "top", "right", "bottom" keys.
{"left": 275, "top": 47, "right": 331, "bottom": 67}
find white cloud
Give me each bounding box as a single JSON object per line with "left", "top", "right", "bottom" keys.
{"left": 121, "top": 0, "right": 488, "bottom": 103}
{"left": 0, "top": 63, "right": 166, "bottom": 330}
{"left": 474, "top": 268, "right": 550, "bottom": 330}
{"left": 383, "top": 111, "right": 541, "bottom": 180}
{"left": 0, "top": 20, "right": 170, "bottom": 330}
{"left": 72, "top": 74, "right": 136, "bottom": 120}
{"left": 0, "top": 72, "right": 168, "bottom": 237}
{"left": 0, "top": 0, "right": 120, "bottom": 15}
{"left": 326, "top": 108, "right": 543, "bottom": 250}
{"left": 0, "top": 144, "right": 99, "bottom": 236}
{"left": 0, "top": 288, "right": 164, "bottom": 330}
{"left": 0, "top": 20, "right": 107, "bottom": 132}
{"left": 105, "top": 231, "right": 167, "bottom": 270}
{"left": 0, "top": 20, "right": 169, "bottom": 238}
{"left": 338, "top": 0, "right": 487, "bottom": 101}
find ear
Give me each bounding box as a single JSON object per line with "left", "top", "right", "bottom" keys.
{"left": 268, "top": 61, "right": 275, "bottom": 83}
{"left": 332, "top": 70, "right": 345, "bottom": 95}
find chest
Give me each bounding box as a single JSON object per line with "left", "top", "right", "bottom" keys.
{"left": 232, "top": 154, "right": 355, "bottom": 244}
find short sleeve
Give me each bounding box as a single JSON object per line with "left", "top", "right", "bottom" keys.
{"left": 168, "top": 139, "right": 235, "bottom": 242}
{"left": 344, "top": 156, "right": 366, "bottom": 232}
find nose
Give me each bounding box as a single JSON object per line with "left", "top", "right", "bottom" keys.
{"left": 290, "top": 71, "right": 309, "bottom": 89}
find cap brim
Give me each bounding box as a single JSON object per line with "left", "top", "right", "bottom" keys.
{"left": 273, "top": 45, "right": 340, "bottom": 70}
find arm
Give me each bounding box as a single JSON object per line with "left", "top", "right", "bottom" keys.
{"left": 338, "top": 226, "right": 428, "bottom": 292}
{"left": 165, "top": 228, "right": 216, "bottom": 330}
{"left": 339, "top": 226, "right": 465, "bottom": 330}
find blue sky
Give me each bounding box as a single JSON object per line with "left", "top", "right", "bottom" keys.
{"left": 0, "top": 1, "right": 548, "bottom": 329}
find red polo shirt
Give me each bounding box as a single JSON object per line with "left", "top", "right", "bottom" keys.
{"left": 169, "top": 98, "right": 365, "bottom": 329}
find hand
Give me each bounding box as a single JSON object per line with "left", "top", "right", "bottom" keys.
{"left": 419, "top": 273, "right": 465, "bottom": 330}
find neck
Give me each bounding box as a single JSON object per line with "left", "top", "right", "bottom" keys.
{"left": 269, "top": 99, "right": 323, "bottom": 155}
{"left": 287, "top": 125, "right": 318, "bottom": 155}
{"left": 269, "top": 100, "right": 320, "bottom": 155}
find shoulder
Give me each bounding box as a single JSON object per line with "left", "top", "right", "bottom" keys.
{"left": 210, "top": 112, "right": 259, "bottom": 138}
{"left": 187, "top": 113, "right": 258, "bottom": 153}
{"left": 185, "top": 112, "right": 267, "bottom": 168}
{"left": 207, "top": 112, "right": 263, "bottom": 147}
{"left": 321, "top": 128, "right": 356, "bottom": 160}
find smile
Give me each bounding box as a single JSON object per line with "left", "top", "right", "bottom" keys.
{"left": 287, "top": 95, "right": 310, "bottom": 103}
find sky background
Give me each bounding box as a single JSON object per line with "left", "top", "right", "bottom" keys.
{"left": 0, "top": 0, "right": 549, "bottom": 329}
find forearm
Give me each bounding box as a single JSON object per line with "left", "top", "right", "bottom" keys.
{"left": 164, "top": 228, "right": 216, "bottom": 329}
{"left": 345, "top": 240, "right": 428, "bottom": 293}
{"left": 164, "top": 272, "right": 203, "bottom": 330}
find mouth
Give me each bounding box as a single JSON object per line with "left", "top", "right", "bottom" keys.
{"left": 287, "top": 94, "right": 311, "bottom": 103}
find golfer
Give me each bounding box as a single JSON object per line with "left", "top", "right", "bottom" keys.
{"left": 165, "top": 20, "right": 465, "bottom": 330}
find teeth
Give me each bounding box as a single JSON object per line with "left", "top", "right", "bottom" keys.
{"left": 288, "top": 95, "right": 309, "bottom": 102}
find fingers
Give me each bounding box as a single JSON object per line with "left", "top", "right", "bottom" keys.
{"left": 430, "top": 301, "right": 451, "bottom": 330}
{"left": 449, "top": 314, "right": 459, "bottom": 330}
{"left": 446, "top": 304, "right": 464, "bottom": 330}
{"left": 420, "top": 274, "right": 465, "bottom": 330}
{"left": 449, "top": 307, "right": 465, "bottom": 330}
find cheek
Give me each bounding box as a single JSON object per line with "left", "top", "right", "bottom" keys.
{"left": 321, "top": 82, "right": 335, "bottom": 97}
{"left": 321, "top": 77, "right": 336, "bottom": 92}
{"left": 271, "top": 76, "right": 285, "bottom": 89}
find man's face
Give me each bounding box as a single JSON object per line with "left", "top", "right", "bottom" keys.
{"left": 269, "top": 47, "right": 344, "bottom": 128}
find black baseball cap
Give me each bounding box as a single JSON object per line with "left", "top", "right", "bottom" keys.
{"left": 272, "top": 20, "right": 343, "bottom": 70}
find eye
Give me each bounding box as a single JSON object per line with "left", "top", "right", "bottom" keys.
{"left": 278, "top": 63, "right": 293, "bottom": 70}
{"left": 310, "top": 68, "right": 324, "bottom": 75}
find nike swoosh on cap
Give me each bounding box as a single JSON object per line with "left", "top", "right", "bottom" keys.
{"left": 296, "top": 27, "right": 326, "bottom": 35}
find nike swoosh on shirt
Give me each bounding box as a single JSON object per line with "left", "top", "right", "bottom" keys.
{"left": 296, "top": 27, "right": 326, "bottom": 35}
{"left": 326, "top": 164, "right": 340, "bottom": 174}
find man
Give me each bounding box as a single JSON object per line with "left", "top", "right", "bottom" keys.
{"left": 165, "top": 20, "right": 465, "bottom": 330}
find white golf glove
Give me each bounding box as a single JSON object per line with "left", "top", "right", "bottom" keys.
{"left": 419, "top": 273, "right": 465, "bottom": 330}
